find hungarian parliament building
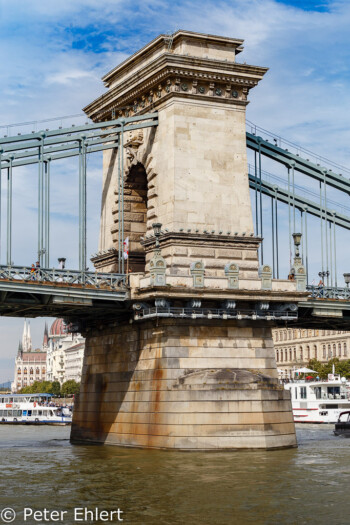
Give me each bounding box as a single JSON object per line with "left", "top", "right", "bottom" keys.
{"left": 273, "top": 328, "right": 350, "bottom": 377}
{"left": 11, "top": 319, "right": 85, "bottom": 392}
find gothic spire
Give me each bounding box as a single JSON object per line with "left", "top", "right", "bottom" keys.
{"left": 22, "top": 319, "right": 32, "bottom": 352}
{"left": 43, "top": 322, "right": 49, "bottom": 347}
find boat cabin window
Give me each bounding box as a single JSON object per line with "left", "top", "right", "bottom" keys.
{"left": 300, "top": 387, "right": 307, "bottom": 399}
{"left": 295, "top": 387, "right": 297, "bottom": 399}
{"left": 0, "top": 410, "right": 22, "bottom": 417}
{"left": 327, "top": 386, "right": 340, "bottom": 397}
{"left": 320, "top": 411, "right": 328, "bottom": 416}
{"left": 314, "top": 387, "right": 321, "bottom": 399}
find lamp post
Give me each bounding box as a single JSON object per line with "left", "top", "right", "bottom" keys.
{"left": 292, "top": 232, "right": 302, "bottom": 259}
{"left": 318, "top": 270, "right": 330, "bottom": 288}
{"left": 290, "top": 232, "right": 307, "bottom": 291}
{"left": 58, "top": 257, "right": 66, "bottom": 270}
{"left": 150, "top": 223, "right": 166, "bottom": 286}
{"left": 344, "top": 273, "right": 350, "bottom": 288}
{"left": 152, "top": 223, "right": 162, "bottom": 253}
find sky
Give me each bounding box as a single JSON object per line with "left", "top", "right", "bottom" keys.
{"left": 1, "top": 0, "right": 350, "bottom": 382}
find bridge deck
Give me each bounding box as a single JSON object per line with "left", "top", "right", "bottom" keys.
{"left": 0, "top": 266, "right": 128, "bottom": 319}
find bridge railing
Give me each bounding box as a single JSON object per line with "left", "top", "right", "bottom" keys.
{"left": 133, "top": 306, "right": 298, "bottom": 321}
{"left": 306, "top": 285, "right": 350, "bottom": 300}
{"left": 0, "top": 265, "right": 126, "bottom": 290}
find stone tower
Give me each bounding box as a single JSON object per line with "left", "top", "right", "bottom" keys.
{"left": 71, "top": 31, "right": 300, "bottom": 450}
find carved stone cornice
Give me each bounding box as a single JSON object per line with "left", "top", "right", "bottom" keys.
{"left": 141, "top": 231, "right": 262, "bottom": 253}
{"left": 102, "top": 30, "right": 245, "bottom": 86}
{"left": 90, "top": 250, "right": 118, "bottom": 267}
{"left": 84, "top": 52, "right": 267, "bottom": 122}
{"left": 131, "top": 285, "right": 307, "bottom": 303}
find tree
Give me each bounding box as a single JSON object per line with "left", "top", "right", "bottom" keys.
{"left": 61, "top": 380, "right": 80, "bottom": 396}
{"left": 307, "top": 358, "right": 350, "bottom": 379}
{"left": 20, "top": 386, "right": 32, "bottom": 393}
{"left": 51, "top": 381, "right": 61, "bottom": 396}
{"left": 19, "top": 381, "right": 55, "bottom": 394}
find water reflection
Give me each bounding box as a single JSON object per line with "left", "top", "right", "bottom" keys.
{"left": 0, "top": 425, "right": 349, "bottom": 524}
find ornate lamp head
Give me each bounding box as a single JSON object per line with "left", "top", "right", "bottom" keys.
{"left": 152, "top": 223, "right": 162, "bottom": 236}
{"left": 152, "top": 223, "right": 162, "bottom": 250}
{"left": 292, "top": 232, "right": 302, "bottom": 258}
{"left": 58, "top": 257, "right": 66, "bottom": 269}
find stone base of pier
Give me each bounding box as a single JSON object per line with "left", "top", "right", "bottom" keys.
{"left": 71, "top": 319, "right": 296, "bottom": 450}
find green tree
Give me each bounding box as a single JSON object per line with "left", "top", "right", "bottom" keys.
{"left": 51, "top": 381, "right": 61, "bottom": 396}
{"left": 307, "top": 358, "right": 350, "bottom": 379}
{"left": 20, "top": 385, "right": 32, "bottom": 393}
{"left": 19, "top": 381, "right": 54, "bottom": 394}
{"left": 61, "top": 380, "right": 80, "bottom": 396}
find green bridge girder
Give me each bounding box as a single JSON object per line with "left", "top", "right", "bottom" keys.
{"left": 248, "top": 173, "right": 350, "bottom": 230}
{"left": 246, "top": 131, "right": 350, "bottom": 194}
{"left": 0, "top": 117, "right": 349, "bottom": 322}
{"left": 0, "top": 113, "right": 158, "bottom": 168}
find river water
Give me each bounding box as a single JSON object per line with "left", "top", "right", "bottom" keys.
{"left": 0, "top": 425, "right": 349, "bottom": 525}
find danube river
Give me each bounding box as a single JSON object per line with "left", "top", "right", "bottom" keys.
{"left": 0, "top": 425, "right": 349, "bottom": 524}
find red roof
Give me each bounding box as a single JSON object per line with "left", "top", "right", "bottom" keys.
{"left": 21, "top": 352, "right": 46, "bottom": 362}
{"left": 49, "top": 319, "right": 67, "bottom": 337}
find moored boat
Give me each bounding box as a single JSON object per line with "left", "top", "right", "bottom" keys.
{"left": 284, "top": 376, "right": 350, "bottom": 423}
{"left": 334, "top": 411, "right": 350, "bottom": 436}
{"left": 0, "top": 393, "right": 72, "bottom": 425}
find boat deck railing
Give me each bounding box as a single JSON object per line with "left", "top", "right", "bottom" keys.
{"left": 319, "top": 393, "right": 350, "bottom": 401}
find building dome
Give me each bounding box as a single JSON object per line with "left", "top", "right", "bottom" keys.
{"left": 49, "top": 319, "right": 67, "bottom": 337}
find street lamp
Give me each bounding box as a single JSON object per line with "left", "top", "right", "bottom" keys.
{"left": 152, "top": 223, "right": 162, "bottom": 252}
{"left": 292, "top": 232, "right": 302, "bottom": 258}
{"left": 318, "top": 270, "right": 330, "bottom": 287}
{"left": 58, "top": 257, "right": 66, "bottom": 269}
{"left": 344, "top": 273, "right": 350, "bottom": 288}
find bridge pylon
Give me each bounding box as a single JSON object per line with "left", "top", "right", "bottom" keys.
{"left": 71, "top": 30, "right": 303, "bottom": 449}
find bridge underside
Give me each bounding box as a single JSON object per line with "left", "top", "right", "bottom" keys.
{"left": 1, "top": 279, "right": 350, "bottom": 329}
{"left": 0, "top": 281, "right": 128, "bottom": 320}
{"left": 293, "top": 301, "right": 350, "bottom": 329}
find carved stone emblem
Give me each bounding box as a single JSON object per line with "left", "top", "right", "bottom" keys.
{"left": 124, "top": 130, "right": 144, "bottom": 172}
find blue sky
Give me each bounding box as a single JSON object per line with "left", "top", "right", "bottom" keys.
{"left": 1, "top": 0, "right": 350, "bottom": 381}
{"left": 276, "top": 0, "right": 331, "bottom": 10}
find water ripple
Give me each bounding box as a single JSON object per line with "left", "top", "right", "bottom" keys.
{"left": 0, "top": 425, "right": 349, "bottom": 524}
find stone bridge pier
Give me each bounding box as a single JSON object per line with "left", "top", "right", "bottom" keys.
{"left": 71, "top": 30, "right": 303, "bottom": 449}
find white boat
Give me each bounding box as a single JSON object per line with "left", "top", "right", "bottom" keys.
{"left": 284, "top": 376, "right": 350, "bottom": 423}
{"left": 0, "top": 393, "right": 72, "bottom": 425}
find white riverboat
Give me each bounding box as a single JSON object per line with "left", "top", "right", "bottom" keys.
{"left": 0, "top": 393, "right": 72, "bottom": 425}
{"left": 285, "top": 376, "right": 350, "bottom": 423}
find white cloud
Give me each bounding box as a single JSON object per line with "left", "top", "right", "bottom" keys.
{"left": 46, "top": 69, "right": 98, "bottom": 86}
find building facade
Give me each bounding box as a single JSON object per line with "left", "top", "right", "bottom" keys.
{"left": 46, "top": 319, "right": 85, "bottom": 385}
{"left": 273, "top": 328, "right": 350, "bottom": 377}
{"left": 65, "top": 342, "right": 85, "bottom": 383}
{"left": 12, "top": 320, "right": 47, "bottom": 392}
{"left": 12, "top": 319, "right": 85, "bottom": 392}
